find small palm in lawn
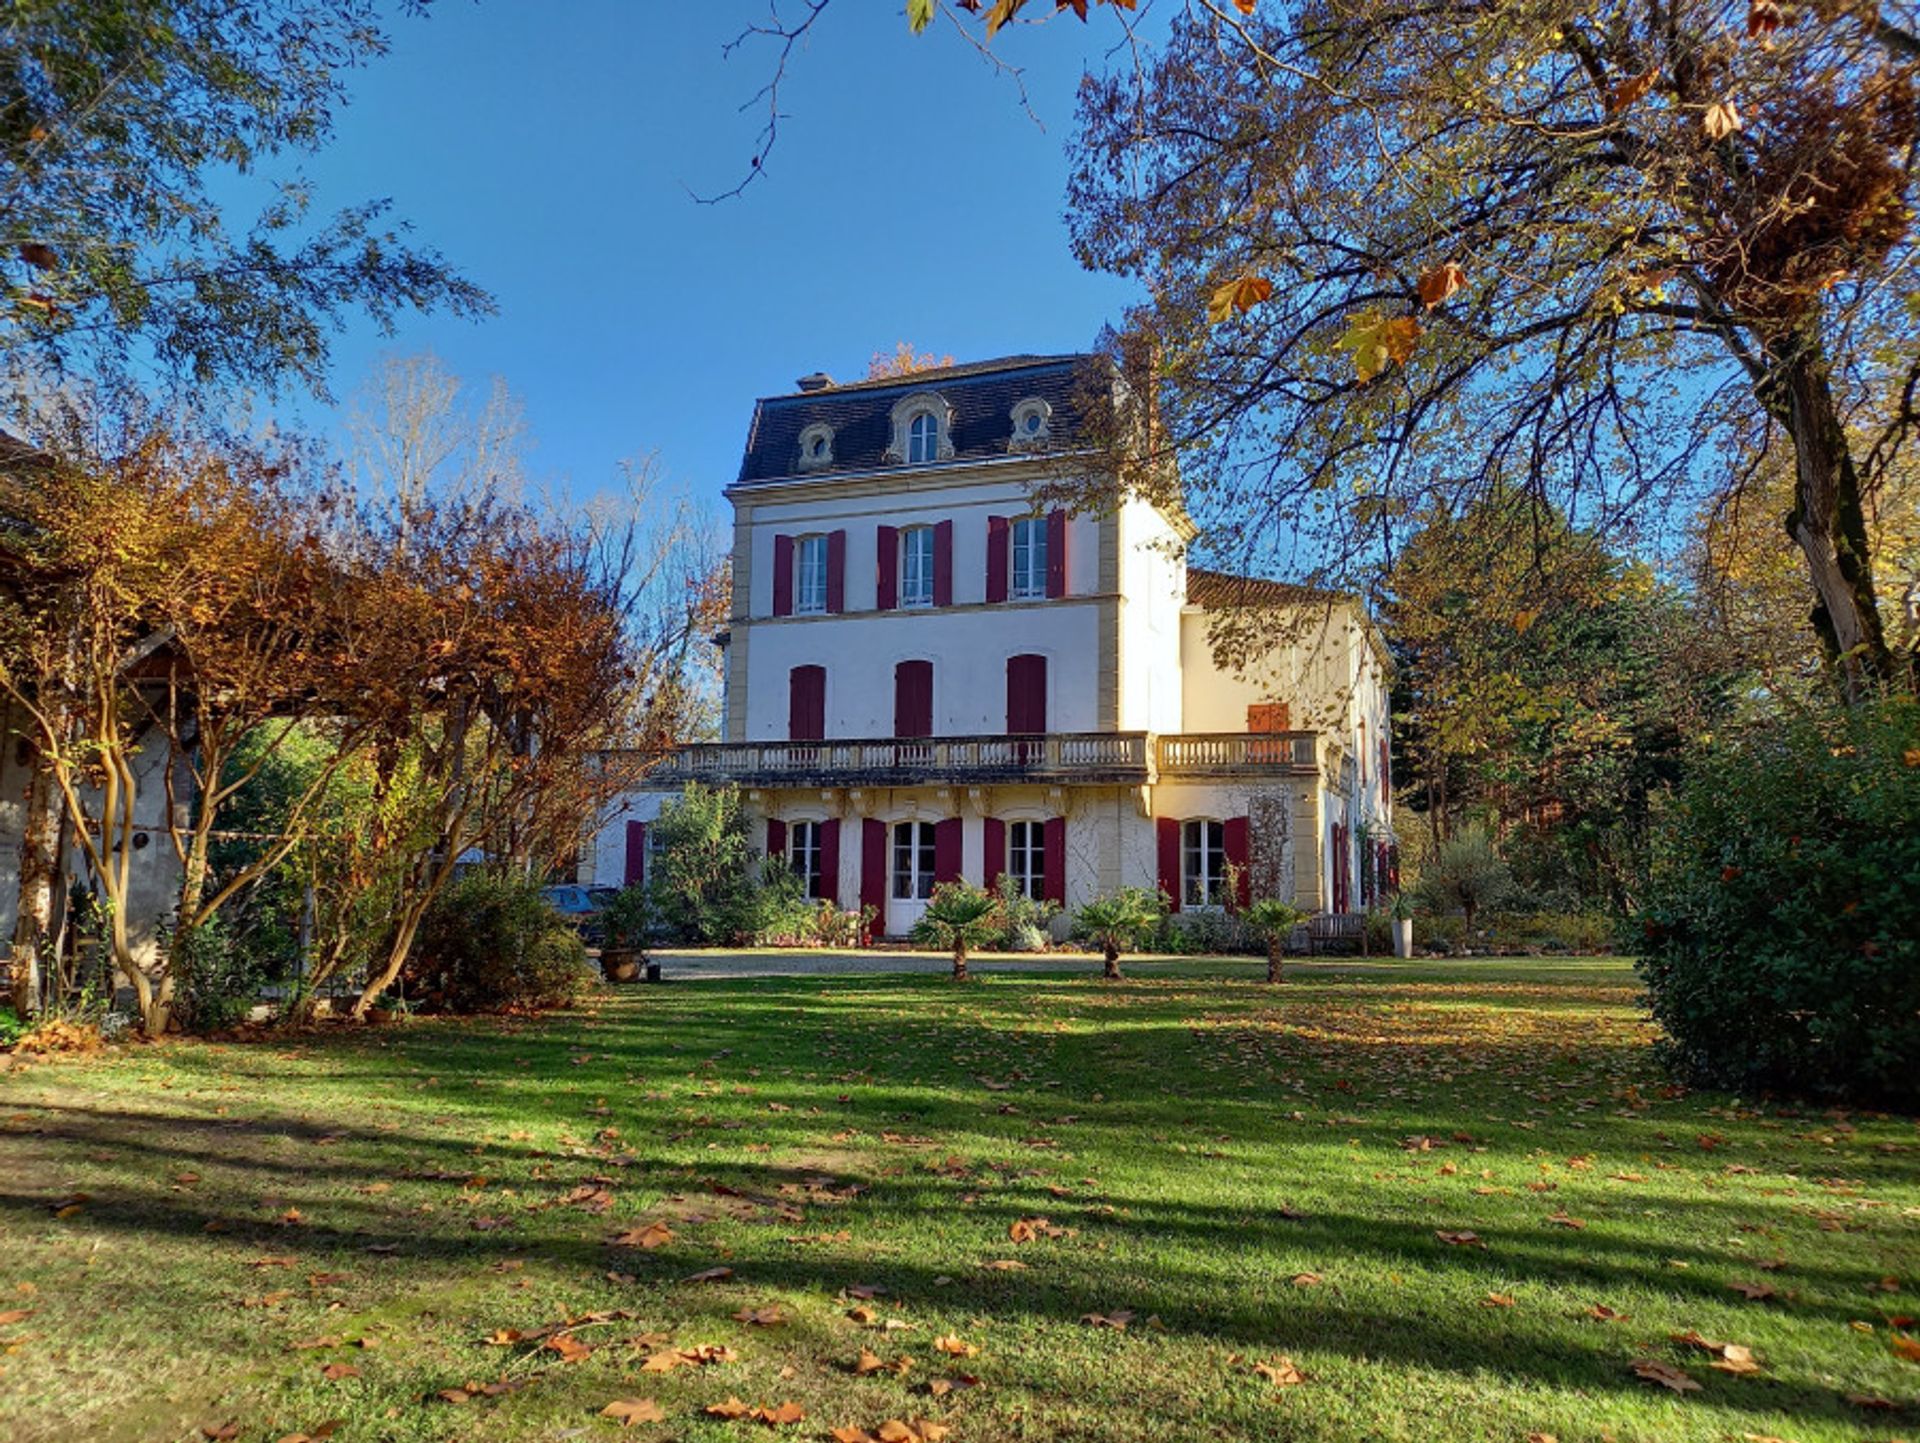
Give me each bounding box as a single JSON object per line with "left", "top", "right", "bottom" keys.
{"left": 1071, "top": 887, "right": 1167, "bottom": 980}
{"left": 911, "top": 882, "right": 1001, "bottom": 982}
{"left": 1243, "top": 898, "right": 1309, "bottom": 984}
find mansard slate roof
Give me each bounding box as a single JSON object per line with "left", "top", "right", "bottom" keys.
{"left": 735, "top": 353, "right": 1099, "bottom": 485}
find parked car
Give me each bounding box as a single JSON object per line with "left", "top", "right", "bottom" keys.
{"left": 540, "top": 884, "right": 607, "bottom": 944}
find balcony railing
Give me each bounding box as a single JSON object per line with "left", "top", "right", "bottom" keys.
{"left": 640, "top": 730, "right": 1319, "bottom": 788}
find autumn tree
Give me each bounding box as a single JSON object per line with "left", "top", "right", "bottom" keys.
{"left": 866, "top": 342, "right": 957, "bottom": 381}
{"left": 1050, "top": 0, "right": 1919, "bottom": 704}
{"left": 0, "top": 0, "right": 486, "bottom": 402}
{"left": 1384, "top": 493, "right": 1738, "bottom": 908}
{"left": 0, "top": 418, "right": 278, "bottom": 1031}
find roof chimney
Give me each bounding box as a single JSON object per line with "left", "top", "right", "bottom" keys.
{"left": 795, "top": 372, "right": 834, "bottom": 393}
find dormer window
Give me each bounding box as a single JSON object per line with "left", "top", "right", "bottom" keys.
{"left": 796, "top": 423, "right": 834, "bottom": 472}
{"left": 886, "top": 392, "right": 954, "bottom": 465}
{"left": 1009, "top": 397, "right": 1052, "bottom": 448}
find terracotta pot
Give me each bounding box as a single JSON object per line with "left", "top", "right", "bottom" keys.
{"left": 601, "top": 948, "right": 643, "bottom": 983}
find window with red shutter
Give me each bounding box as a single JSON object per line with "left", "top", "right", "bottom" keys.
{"left": 986, "top": 515, "right": 1009, "bottom": 602}
{"left": 826, "top": 529, "right": 847, "bottom": 613}
{"left": 772, "top": 534, "right": 794, "bottom": 617}
{"left": 623, "top": 820, "right": 648, "bottom": 886}
{"left": 1156, "top": 816, "right": 1182, "bottom": 913}
{"left": 894, "top": 660, "right": 933, "bottom": 739}
{"left": 1046, "top": 508, "right": 1068, "bottom": 598}
{"left": 875, "top": 525, "right": 898, "bottom": 611}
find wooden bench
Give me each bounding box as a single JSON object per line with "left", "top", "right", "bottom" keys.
{"left": 1304, "top": 912, "right": 1370, "bottom": 957}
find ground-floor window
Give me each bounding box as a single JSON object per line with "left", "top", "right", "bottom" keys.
{"left": 892, "top": 820, "right": 936, "bottom": 900}
{"left": 790, "top": 820, "right": 824, "bottom": 899}
{"left": 1007, "top": 819, "right": 1045, "bottom": 900}
{"left": 1182, "top": 818, "right": 1227, "bottom": 908}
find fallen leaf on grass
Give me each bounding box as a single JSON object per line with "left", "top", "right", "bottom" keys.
{"left": 642, "top": 1343, "right": 737, "bottom": 1372}
{"left": 1482, "top": 1293, "right": 1517, "bottom": 1308}
{"left": 1586, "top": 1303, "right": 1629, "bottom": 1322}
{"left": 290, "top": 1335, "right": 344, "bottom": 1351}
{"left": 202, "top": 1425, "right": 240, "bottom": 1441}
{"left": 1291, "top": 1273, "right": 1324, "bottom": 1287}
{"left": 732, "top": 1306, "right": 784, "bottom": 1327}
{"left": 1728, "top": 1280, "right": 1779, "bottom": 1301}
{"left": 600, "top": 1397, "right": 665, "bottom": 1427}
{"left": 1547, "top": 1211, "right": 1587, "bottom": 1230}
{"left": 932, "top": 1335, "right": 979, "bottom": 1357}
{"left": 1251, "top": 1356, "right": 1307, "bottom": 1386}
{"left": 853, "top": 1348, "right": 914, "bottom": 1377}
{"left": 319, "top": 1362, "right": 360, "bottom": 1381}
{"left": 924, "top": 1375, "right": 981, "bottom": 1397}
{"left": 543, "top": 1333, "right": 593, "bottom": 1363}
{"left": 754, "top": 1401, "right": 806, "bottom": 1425}
{"left": 1081, "top": 1310, "right": 1135, "bottom": 1330}
{"left": 1631, "top": 1358, "right": 1701, "bottom": 1393}
{"left": 0, "top": 1310, "right": 32, "bottom": 1326}
{"left": 684, "top": 1266, "right": 734, "bottom": 1283}
{"left": 846, "top": 1305, "right": 880, "bottom": 1325}
{"left": 1436, "top": 1231, "right": 1486, "bottom": 1248}
{"left": 1671, "top": 1329, "right": 1762, "bottom": 1373}
{"left": 981, "top": 1260, "right": 1027, "bottom": 1271}
{"left": 1891, "top": 1332, "right": 1920, "bottom": 1362}
{"left": 611, "top": 1221, "right": 675, "bottom": 1249}
{"left": 1845, "top": 1391, "right": 1897, "bottom": 1408}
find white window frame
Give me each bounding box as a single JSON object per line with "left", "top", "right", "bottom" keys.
{"left": 1182, "top": 818, "right": 1228, "bottom": 909}
{"left": 1007, "top": 819, "right": 1046, "bottom": 902}
{"left": 794, "top": 534, "right": 829, "bottom": 615}
{"left": 1010, "top": 515, "right": 1048, "bottom": 600}
{"left": 907, "top": 412, "right": 940, "bottom": 465}
{"left": 899, "top": 525, "right": 935, "bottom": 609}
{"left": 892, "top": 820, "right": 937, "bottom": 901}
{"left": 790, "top": 820, "right": 824, "bottom": 899}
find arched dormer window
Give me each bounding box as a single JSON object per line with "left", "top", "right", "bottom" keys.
{"left": 1009, "top": 397, "right": 1053, "bottom": 448}
{"left": 886, "top": 392, "right": 954, "bottom": 466}
{"left": 796, "top": 423, "right": 835, "bottom": 472}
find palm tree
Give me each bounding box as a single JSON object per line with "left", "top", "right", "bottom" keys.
{"left": 1070, "top": 887, "right": 1167, "bottom": 980}
{"left": 911, "top": 882, "right": 1001, "bottom": 981}
{"left": 1242, "top": 898, "right": 1309, "bottom": 983}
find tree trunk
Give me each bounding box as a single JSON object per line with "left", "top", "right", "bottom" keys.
{"left": 1266, "top": 939, "right": 1285, "bottom": 984}
{"left": 951, "top": 943, "right": 969, "bottom": 983}
{"left": 351, "top": 907, "right": 426, "bottom": 1020}
{"left": 1102, "top": 943, "right": 1122, "bottom": 980}
{"left": 1772, "top": 338, "right": 1913, "bottom": 699}
{"left": 10, "top": 750, "right": 59, "bottom": 1017}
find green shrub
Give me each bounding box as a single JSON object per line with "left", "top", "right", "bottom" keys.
{"left": 992, "top": 877, "right": 1059, "bottom": 952}
{"left": 170, "top": 917, "right": 266, "bottom": 1034}
{"left": 0, "top": 1006, "right": 26, "bottom": 1048}
{"left": 408, "top": 871, "right": 596, "bottom": 1013}
{"left": 1636, "top": 697, "right": 1920, "bottom": 1108}
{"left": 1415, "top": 823, "right": 1516, "bottom": 932}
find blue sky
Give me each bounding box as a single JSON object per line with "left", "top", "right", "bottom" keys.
{"left": 276, "top": 3, "right": 1142, "bottom": 509}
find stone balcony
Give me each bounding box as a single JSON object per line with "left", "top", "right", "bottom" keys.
{"left": 635, "top": 731, "right": 1322, "bottom": 790}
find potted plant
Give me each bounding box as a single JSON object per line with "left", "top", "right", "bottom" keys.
{"left": 597, "top": 884, "right": 651, "bottom": 984}
{"left": 1388, "top": 891, "right": 1417, "bottom": 958}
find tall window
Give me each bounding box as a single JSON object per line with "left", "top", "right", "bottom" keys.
{"left": 1008, "top": 820, "right": 1046, "bottom": 901}
{"left": 892, "top": 821, "right": 936, "bottom": 900}
{"left": 1011, "top": 515, "right": 1048, "bottom": 599}
{"left": 907, "top": 412, "right": 940, "bottom": 464}
{"left": 900, "top": 526, "right": 935, "bottom": 608}
{"left": 794, "top": 534, "right": 829, "bottom": 614}
{"left": 1182, "top": 819, "right": 1228, "bottom": 908}
{"left": 790, "top": 821, "right": 824, "bottom": 899}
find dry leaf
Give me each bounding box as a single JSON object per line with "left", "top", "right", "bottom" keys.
{"left": 1417, "top": 263, "right": 1466, "bottom": 309}
{"left": 1482, "top": 1293, "right": 1517, "bottom": 1308}
{"left": 1703, "top": 100, "right": 1743, "bottom": 139}
{"left": 684, "top": 1265, "right": 734, "bottom": 1283}
{"left": 707, "top": 1397, "right": 752, "bottom": 1419}
{"left": 1252, "top": 1356, "right": 1307, "bottom": 1386}
{"left": 611, "top": 1221, "right": 675, "bottom": 1249}
{"left": 600, "top": 1397, "right": 666, "bottom": 1427}
{"left": 1435, "top": 1230, "right": 1485, "bottom": 1248}
{"left": 933, "top": 1334, "right": 979, "bottom": 1357}
{"left": 1631, "top": 1358, "right": 1701, "bottom": 1393}
{"left": 1207, "top": 274, "right": 1273, "bottom": 325}
{"left": 319, "top": 1362, "right": 360, "bottom": 1381}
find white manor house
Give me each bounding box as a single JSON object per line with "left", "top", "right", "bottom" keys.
{"left": 595, "top": 354, "right": 1393, "bottom": 938}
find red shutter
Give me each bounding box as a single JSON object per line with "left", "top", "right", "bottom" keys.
{"left": 1006, "top": 654, "right": 1047, "bottom": 734}
{"left": 1043, "top": 816, "right": 1067, "bottom": 907}
{"left": 861, "top": 818, "right": 887, "bottom": 921}
{"left": 624, "top": 820, "right": 648, "bottom": 886}
{"left": 772, "top": 534, "right": 794, "bottom": 617}
{"left": 933, "top": 519, "right": 954, "bottom": 607}
{"left": 894, "top": 660, "right": 933, "bottom": 739}
{"left": 983, "top": 817, "right": 1005, "bottom": 890}
{"left": 934, "top": 817, "right": 963, "bottom": 885}
{"left": 1332, "top": 823, "right": 1351, "bottom": 913}
{"left": 986, "top": 515, "right": 1009, "bottom": 603}
{"left": 826, "top": 529, "right": 847, "bottom": 614}
{"left": 767, "top": 818, "right": 787, "bottom": 858}
{"left": 789, "top": 665, "right": 825, "bottom": 741}
{"left": 1380, "top": 737, "right": 1391, "bottom": 800}
{"left": 876, "top": 525, "right": 898, "bottom": 611}
{"left": 819, "top": 818, "right": 841, "bottom": 906}
{"left": 1157, "top": 816, "right": 1182, "bottom": 913}
{"left": 1224, "top": 815, "right": 1251, "bottom": 910}
{"left": 1046, "top": 508, "right": 1068, "bottom": 598}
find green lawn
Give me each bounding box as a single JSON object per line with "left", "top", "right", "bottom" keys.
{"left": 1, "top": 957, "right": 1916, "bottom": 1443}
